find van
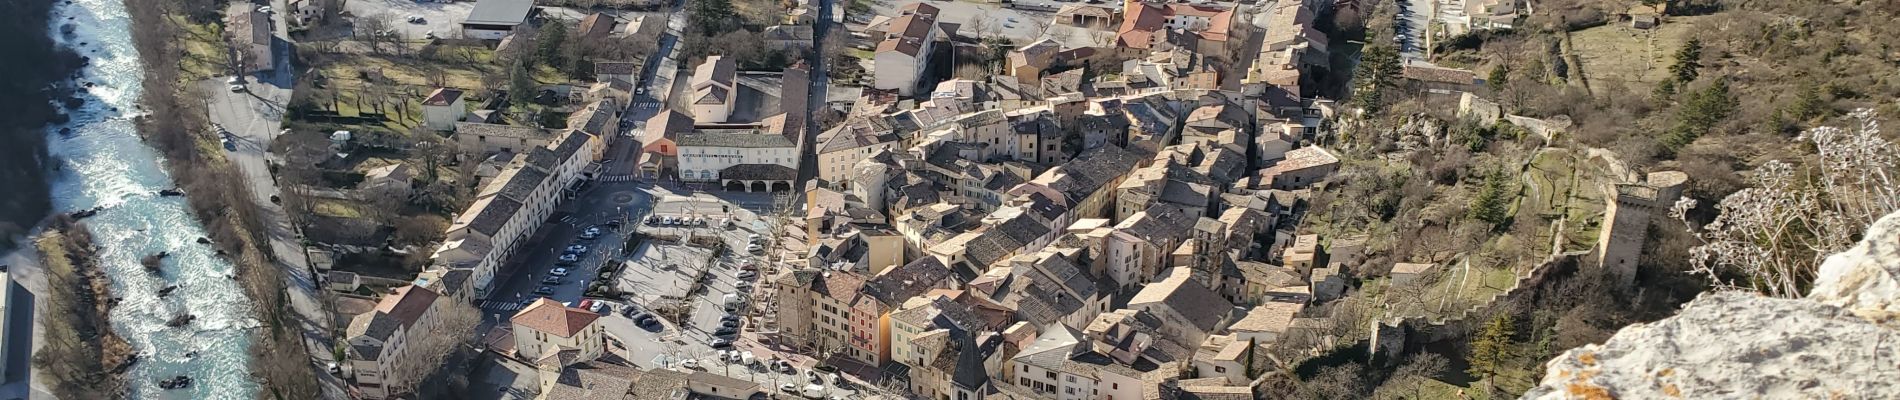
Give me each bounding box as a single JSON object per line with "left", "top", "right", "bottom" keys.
{"left": 801, "top": 384, "right": 827, "bottom": 399}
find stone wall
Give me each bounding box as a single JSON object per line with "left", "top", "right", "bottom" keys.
{"left": 1369, "top": 251, "right": 1587, "bottom": 364}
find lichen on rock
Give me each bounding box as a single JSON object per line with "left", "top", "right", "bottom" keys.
{"left": 1523, "top": 211, "right": 1900, "bottom": 399}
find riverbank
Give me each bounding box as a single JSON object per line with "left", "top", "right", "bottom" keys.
{"left": 121, "top": 0, "right": 318, "bottom": 397}
{"left": 30, "top": 217, "right": 132, "bottom": 399}
{"left": 0, "top": 0, "right": 84, "bottom": 251}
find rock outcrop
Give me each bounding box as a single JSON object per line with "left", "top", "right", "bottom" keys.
{"left": 1523, "top": 211, "right": 1900, "bottom": 399}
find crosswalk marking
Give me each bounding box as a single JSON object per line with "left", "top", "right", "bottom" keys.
{"left": 480, "top": 300, "right": 525, "bottom": 311}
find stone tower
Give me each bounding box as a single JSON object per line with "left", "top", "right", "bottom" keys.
{"left": 1594, "top": 171, "right": 1689, "bottom": 287}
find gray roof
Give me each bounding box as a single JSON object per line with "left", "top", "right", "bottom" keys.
{"left": 594, "top": 61, "right": 638, "bottom": 76}
{"left": 469, "top": 196, "right": 524, "bottom": 236}
{"left": 465, "top": 0, "right": 536, "bottom": 25}
{"left": 678, "top": 131, "right": 795, "bottom": 148}
{"left": 951, "top": 332, "right": 990, "bottom": 389}
{"left": 719, "top": 164, "right": 796, "bottom": 180}
{"left": 965, "top": 216, "right": 1050, "bottom": 267}
{"left": 864, "top": 257, "right": 956, "bottom": 306}
{"left": 457, "top": 122, "right": 546, "bottom": 139}
{"left": 497, "top": 167, "right": 550, "bottom": 202}
{"left": 1064, "top": 145, "right": 1142, "bottom": 191}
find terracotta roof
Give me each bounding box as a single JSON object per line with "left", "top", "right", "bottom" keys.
{"left": 512, "top": 298, "right": 601, "bottom": 338}
{"left": 578, "top": 13, "right": 615, "bottom": 38}
{"left": 423, "top": 88, "right": 465, "bottom": 106}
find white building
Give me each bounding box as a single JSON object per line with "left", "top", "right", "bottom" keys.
{"left": 421, "top": 88, "right": 467, "bottom": 131}
{"left": 435, "top": 127, "right": 605, "bottom": 299}
{"left": 461, "top": 0, "right": 537, "bottom": 40}
{"left": 345, "top": 286, "right": 444, "bottom": 399}
{"left": 676, "top": 129, "right": 799, "bottom": 191}
{"left": 511, "top": 298, "right": 607, "bottom": 368}
{"left": 691, "top": 56, "right": 737, "bottom": 123}
{"left": 873, "top": 3, "right": 949, "bottom": 96}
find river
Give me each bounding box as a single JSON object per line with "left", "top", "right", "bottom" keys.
{"left": 45, "top": 0, "right": 259, "bottom": 398}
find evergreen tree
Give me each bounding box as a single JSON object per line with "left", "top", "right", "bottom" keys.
{"left": 1668, "top": 38, "right": 1702, "bottom": 84}
{"left": 1353, "top": 45, "right": 1403, "bottom": 115}
{"left": 1467, "top": 314, "right": 1517, "bottom": 389}
{"left": 1487, "top": 63, "right": 1510, "bottom": 93}
{"left": 537, "top": 19, "right": 569, "bottom": 68}
{"left": 508, "top": 58, "right": 535, "bottom": 112}
{"left": 1466, "top": 170, "right": 1511, "bottom": 227}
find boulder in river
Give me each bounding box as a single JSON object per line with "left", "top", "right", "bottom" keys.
{"left": 140, "top": 251, "right": 169, "bottom": 272}
{"left": 157, "top": 375, "right": 191, "bottom": 390}
{"left": 165, "top": 314, "right": 194, "bottom": 328}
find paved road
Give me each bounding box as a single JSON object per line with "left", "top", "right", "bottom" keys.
{"left": 475, "top": 181, "right": 655, "bottom": 322}
{"left": 203, "top": 1, "right": 345, "bottom": 397}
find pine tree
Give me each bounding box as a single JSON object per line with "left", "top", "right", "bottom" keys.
{"left": 508, "top": 58, "right": 535, "bottom": 113}
{"left": 1467, "top": 314, "right": 1517, "bottom": 389}
{"left": 537, "top": 19, "right": 569, "bottom": 68}
{"left": 1668, "top": 38, "right": 1702, "bottom": 84}
{"left": 1353, "top": 45, "right": 1402, "bottom": 115}
{"left": 1487, "top": 63, "right": 1510, "bottom": 93}
{"left": 1466, "top": 170, "right": 1511, "bottom": 227}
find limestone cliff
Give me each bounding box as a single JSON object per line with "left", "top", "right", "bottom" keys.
{"left": 1522, "top": 212, "right": 1900, "bottom": 399}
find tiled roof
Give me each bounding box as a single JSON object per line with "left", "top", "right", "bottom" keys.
{"left": 719, "top": 163, "right": 796, "bottom": 181}
{"left": 812, "top": 270, "right": 868, "bottom": 298}
{"left": 458, "top": 122, "right": 547, "bottom": 140}
{"left": 864, "top": 257, "right": 956, "bottom": 306}
{"left": 578, "top": 13, "right": 615, "bottom": 38}
{"left": 466, "top": 196, "right": 523, "bottom": 236}
{"left": 512, "top": 298, "right": 601, "bottom": 338}
{"left": 678, "top": 130, "right": 795, "bottom": 148}
{"left": 594, "top": 61, "right": 639, "bottom": 76}
{"left": 546, "top": 362, "right": 640, "bottom": 400}
{"left": 1229, "top": 301, "right": 1302, "bottom": 334}
{"left": 423, "top": 88, "right": 464, "bottom": 106}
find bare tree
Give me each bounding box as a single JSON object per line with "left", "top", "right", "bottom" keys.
{"left": 1675, "top": 109, "right": 1900, "bottom": 297}
{"left": 391, "top": 300, "right": 481, "bottom": 397}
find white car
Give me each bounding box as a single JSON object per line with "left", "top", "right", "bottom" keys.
{"left": 745, "top": 243, "right": 762, "bottom": 253}
{"left": 550, "top": 267, "right": 569, "bottom": 276}
{"left": 226, "top": 76, "right": 242, "bottom": 84}
{"left": 681, "top": 359, "right": 700, "bottom": 369}
{"left": 229, "top": 84, "right": 245, "bottom": 92}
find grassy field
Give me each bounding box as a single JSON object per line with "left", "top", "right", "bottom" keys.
{"left": 173, "top": 15, "right": 227, "bottom": 82}
{"left": 308, "top": 43, "right": 509, "bottom": 133}
{"left": 1569, "top": 16, "right": 1705, "bottom": 95}
{"left": 1521, "top": 149, "right": 1608, "bottom": 253}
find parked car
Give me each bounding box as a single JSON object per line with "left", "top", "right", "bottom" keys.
{"left": 711, "top": 338, "right": 733, "bottom": 348}
{"left": 682, "top": 359, "right": 701, "bottom": 369}
{"left": 737, "top": 270, "right": 757, "bottom": 280}
{"left": 558, "top": 253, "right": 580, "bottom": 263}
{"left": 780, "top": 383, "right": 798, "bottom": 393}
{"left": 406, "top": 15, "right": 423, "bottom": 23}
{"left": 747, "top": 234, "right": 761, "bottom": 242}
{"left": 550, "top": 267, "right": 570, "bottom": 277}
{"left": 714, "top": 326, "right": 738, "bottom": 336}
{"left": 533, "top": 286, "right": 554, "bottom": 295}
{"left": 579, "top": 227, "right": 602, "bottom": 239}
{"left": 541, "top": 276, "right": 562, "bottom": 285}
{"left": 735, "top": 281, "right": 753, "bottom": 290}
{"left": 746, "top": 243, "right": 763, "bottom": 253}
{"left": 229, "top": 84, "right": 245, "bottom": 92}
{"left": 565, "top": 244, "right": 589, "bottom": 254}
{"left": 721, "top": 314, "right": 741, "bottom": 323}
{"left": 807, "top": 370, "right": 823, "bottom": 384}
{"left": 721, "top": 320, "right": 739, "bottom": 329}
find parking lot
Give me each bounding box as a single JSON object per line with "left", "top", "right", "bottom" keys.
{"left": 340, "top": 0, "right": 473, "bottom": 40}
{"left": 476, "top": 181, "right": 654, "bottom": 317}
